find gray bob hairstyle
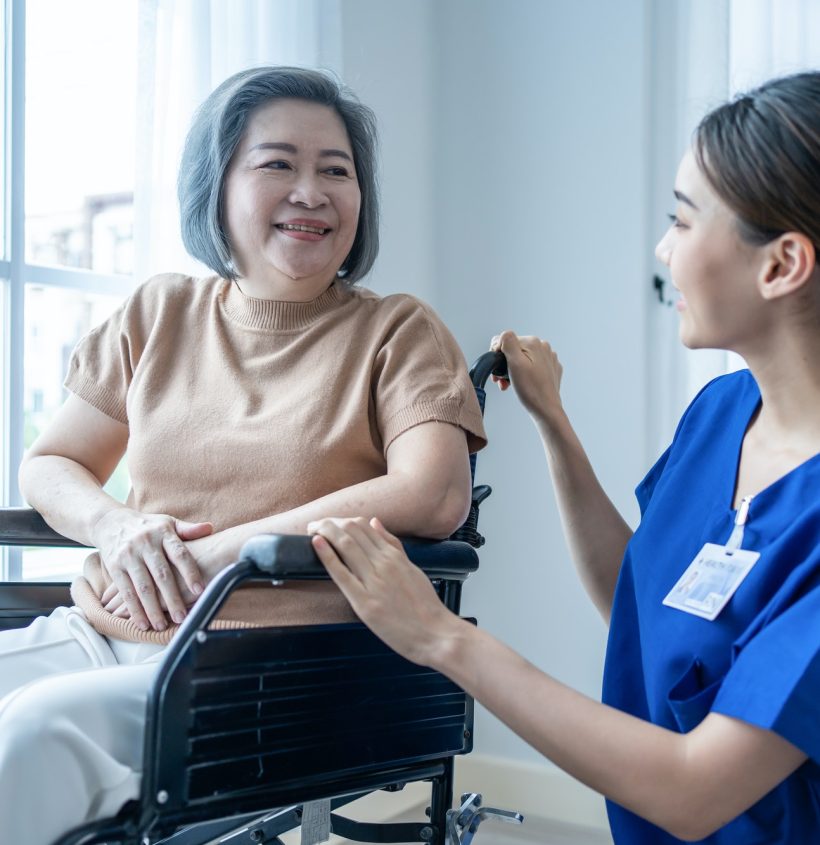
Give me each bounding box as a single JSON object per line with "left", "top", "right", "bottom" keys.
{"left": 178, "top": 66, "right": 380, "bottom": 285}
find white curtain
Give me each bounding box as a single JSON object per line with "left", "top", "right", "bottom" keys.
{"left": 649, "top": 0, "right": 820, "bottom": 455}
{"left": 133, "top": 0, "right": 342, "bottom": 282}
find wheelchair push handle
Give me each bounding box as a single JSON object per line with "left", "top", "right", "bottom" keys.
{"left": 469, "top": 350, "right": 507, "bottom": 390}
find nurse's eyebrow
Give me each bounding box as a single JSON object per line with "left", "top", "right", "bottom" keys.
{"left": 249, "top": 142, "right": 352, "bottom": 161}
{"left": 674, "top": 190, "right": 699, "bottom": 210}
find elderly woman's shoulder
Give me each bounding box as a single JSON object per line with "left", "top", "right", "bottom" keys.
{"left": 134, "top": 272, "right": 220, "bottom": 298}
{"left": 350, "top": 285, "right": 441, "bottom": 321}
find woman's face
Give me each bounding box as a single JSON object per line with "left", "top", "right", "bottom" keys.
{"left": 655, "top": 150, "right": 767, "bottom": 352}
{"left": 223, "top": 98, "right": 362, "bottom": 300}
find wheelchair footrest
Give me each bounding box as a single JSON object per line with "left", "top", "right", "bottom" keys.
{"left": 445, "top": 793, "right": 524, "bottom": 845}
{"left": 330, "top": 813, "right": 435, "bottom": 843}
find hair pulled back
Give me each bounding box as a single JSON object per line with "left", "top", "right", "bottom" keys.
{"left": 694, "top": 71, "right": 820, "bottom": 253}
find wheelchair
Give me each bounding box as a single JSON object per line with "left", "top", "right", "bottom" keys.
{"left": 0, "top": 351, "right": 523, "bottom": 845}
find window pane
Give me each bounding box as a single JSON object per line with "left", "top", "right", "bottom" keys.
{"left": 25, "top": 0, "right": 138, "bottom": 275}
{"left": 0, "top": 0, "right": 6, "bottom": 261}
{"left": 22, "top": 284, "right": 129, "bottom": 580}
{"left": 25, "top": 283, "right": 129, "bottom": 485}
{"left": 22, "top": 545, "right": 90, "bottom": 581}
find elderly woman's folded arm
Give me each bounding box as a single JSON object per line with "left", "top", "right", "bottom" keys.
{"left": 185, "top": 417, "right": 472, "bottom": 582}
{"left": 19, "top": 394, "right": 472, "bottom": 623}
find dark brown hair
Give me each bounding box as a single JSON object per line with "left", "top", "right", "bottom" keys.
{"left": 694, "top": 71, "right": 820, "bottom": 253}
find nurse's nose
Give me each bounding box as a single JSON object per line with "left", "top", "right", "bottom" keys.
{"left": 655, "top": 228, "right": 672, "bottom": 266}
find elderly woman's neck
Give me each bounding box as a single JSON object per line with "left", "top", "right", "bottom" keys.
{"left": 233, "top": 274, "right": 337, "bottom": 303}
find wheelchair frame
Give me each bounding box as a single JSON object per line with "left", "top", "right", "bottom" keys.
{"left": 0, "top": 352, "right": 521, "bottom": 845}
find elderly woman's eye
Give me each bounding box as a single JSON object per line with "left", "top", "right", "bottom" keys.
{"left": 263, "top": 160, "right": 291, "bottom": 170}
{"left": 324, "top": 166, "right": 351, "bottom": 178}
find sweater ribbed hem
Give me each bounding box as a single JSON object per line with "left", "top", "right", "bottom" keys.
{"left": 381, "top": 397, "right": 488, "bottom": 454}
{"left": 63, "top": 373, "right": 128, "bottom": 424}
{"left": 221, "top": 279, "right": 348, "bottom": 331}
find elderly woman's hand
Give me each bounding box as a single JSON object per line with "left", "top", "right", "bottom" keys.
{"left": 93, "top": 508, "right": 211, "bottom": 631}
{"left": 309, "top": 517, "right": 465, "bottom": 667}
{"left": 490, "top": 331, "right": 565, "bottom": 427}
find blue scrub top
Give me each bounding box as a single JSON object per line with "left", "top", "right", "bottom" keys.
{"left": 603, "top": 370, "right": 820, "bottom": 844}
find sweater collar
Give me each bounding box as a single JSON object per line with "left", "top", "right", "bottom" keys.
{"left": 221, "top": 279, "right": 348, "bottom": 330}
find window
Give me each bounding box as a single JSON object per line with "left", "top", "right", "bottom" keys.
{"left": 2, "top": 0, "right": 332, "bottom": 581}
{"left": 2, "top": 0, "right": 137, "bottom": 580}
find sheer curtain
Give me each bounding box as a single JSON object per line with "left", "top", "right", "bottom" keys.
{"left": 133, "top": 0, "right": 342, "bottom": 282}
{"left": 648, "top": 0, "right": 820, "bottom": 457}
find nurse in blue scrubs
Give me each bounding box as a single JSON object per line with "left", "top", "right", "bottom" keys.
{"left": 309, "top": 71, "right": 820, "bottom": 844}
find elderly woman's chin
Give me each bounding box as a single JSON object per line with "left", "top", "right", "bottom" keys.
{"left": 237, "top": 256, "right": 343, "bottom": 300}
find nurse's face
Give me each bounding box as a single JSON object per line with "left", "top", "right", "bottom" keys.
{"left": 655, "top": 151, "right": 767, "bottom": 353}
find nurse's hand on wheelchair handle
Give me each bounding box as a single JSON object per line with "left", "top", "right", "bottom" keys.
{"left": 93, "top": 507, "right": 211, "bottom": 631}
{"left": 490, "top": 331, "right": 564, "bottom": 425}
{"left": 309, "top": 516, "right": 465, "bottom": 668}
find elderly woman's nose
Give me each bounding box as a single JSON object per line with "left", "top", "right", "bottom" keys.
{"left": 288, "top": 173, "right": 328, "bottom": 207}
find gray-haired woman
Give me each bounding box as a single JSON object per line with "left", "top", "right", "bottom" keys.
{"left": 1, "top": 66, "right": 486, "bottom": 845}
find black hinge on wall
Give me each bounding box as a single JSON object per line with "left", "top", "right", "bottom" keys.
{"left": 653, "top": 274, "right": 674, "bottom": 306}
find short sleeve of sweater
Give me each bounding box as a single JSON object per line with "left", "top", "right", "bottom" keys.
{"left": 63, "top": 276, "right": 164, "bottom": 425}
{"left": 372, "top": 296, "right": 487, "bottom": 454}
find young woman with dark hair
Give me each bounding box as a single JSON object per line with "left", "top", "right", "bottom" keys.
{"left": 311, "top": 71, "right": 820, "bottom": 844}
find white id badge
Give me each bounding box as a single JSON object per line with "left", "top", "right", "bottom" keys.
{"left": 663, "top": 543, "right": 760, "bottom": 621}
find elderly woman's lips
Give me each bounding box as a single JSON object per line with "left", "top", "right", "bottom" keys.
{"left": 275, "top": 222, "right": 331, "bottom": 236}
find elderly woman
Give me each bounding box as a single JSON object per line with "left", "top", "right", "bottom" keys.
{"left": 0, "top": 66, "right": 485, "bottom": 845}
{"left": 312, "top": 71, "right": 820, "bottom": 844}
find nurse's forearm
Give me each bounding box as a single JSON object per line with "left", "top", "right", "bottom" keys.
{"left": 433, "top": 621, "right": 805, "bottom": 841}
{"left": 535, "top": 408, "right": 632, "bottom": 622}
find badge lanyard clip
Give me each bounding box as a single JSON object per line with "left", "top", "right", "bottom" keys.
{"left": 725, "top": 495, "right": 753, "bottom": 553}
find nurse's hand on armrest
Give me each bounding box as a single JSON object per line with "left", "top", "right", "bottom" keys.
{"left": 309, "top": 516, "right": 468, "bottom": 668}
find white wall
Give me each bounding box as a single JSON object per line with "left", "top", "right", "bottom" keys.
{"left": 339, "top": 0, "right": 437, "bottom": 303}
{"left": 341, "top": 0, "right": 652, "bottom": 771}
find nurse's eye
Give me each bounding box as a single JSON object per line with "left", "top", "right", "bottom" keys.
{"left": 667, "top": 213, "right": 688, "bottom": 230}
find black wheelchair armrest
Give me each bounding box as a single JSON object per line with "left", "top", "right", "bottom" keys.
{"left": 166, "top": 534, "right": 477, "bottom": 638}
{"left": 240, "top": 533, "right": 479, "bottom": 581}
{"left": 0, "top": 507, "right": 86, "bottom": 547}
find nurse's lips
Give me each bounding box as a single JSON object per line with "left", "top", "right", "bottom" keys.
{"left": 275, "top": 219, "right": 332, "bottom": 241}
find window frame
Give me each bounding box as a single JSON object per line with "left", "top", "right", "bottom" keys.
{"left": 1, "top": 0, "right": 133, "bottom": 579}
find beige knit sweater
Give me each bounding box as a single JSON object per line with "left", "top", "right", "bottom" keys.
{"left": 65, "top": 275, "right": 486, "bottom": 643}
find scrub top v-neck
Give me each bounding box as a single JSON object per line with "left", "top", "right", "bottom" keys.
{"left": 603, "top": 369, "right": 820, "bottom": 844}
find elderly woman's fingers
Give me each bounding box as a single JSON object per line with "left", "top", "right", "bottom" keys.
{"left": 104, "top": 592, "right": 125, "bottom": 614}
{"left": 101, "top": 582, "right": 118, "bottom": 606}
{"left": 145, "top": 546, "right": 189, "bottom": 625}
{"left": 169, "top": 519, "right": 212, "bottom": 594}
{"left": 124, "top": 560, "right": 168, "bottom": 631}
{"left": 106, "top": 569, "right": 152, "bottom": 632}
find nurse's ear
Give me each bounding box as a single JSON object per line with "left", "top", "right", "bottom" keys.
{"left": 757, "top": 232, "right": 816, "bottom": 300}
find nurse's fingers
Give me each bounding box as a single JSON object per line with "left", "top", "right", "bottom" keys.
{"left": 309, "top": 518, "right": 379, "bottom": 577}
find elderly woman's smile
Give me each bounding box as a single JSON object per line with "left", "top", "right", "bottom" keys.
{"left": 224, "top": 97, "right": 362, "bottom": 301}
